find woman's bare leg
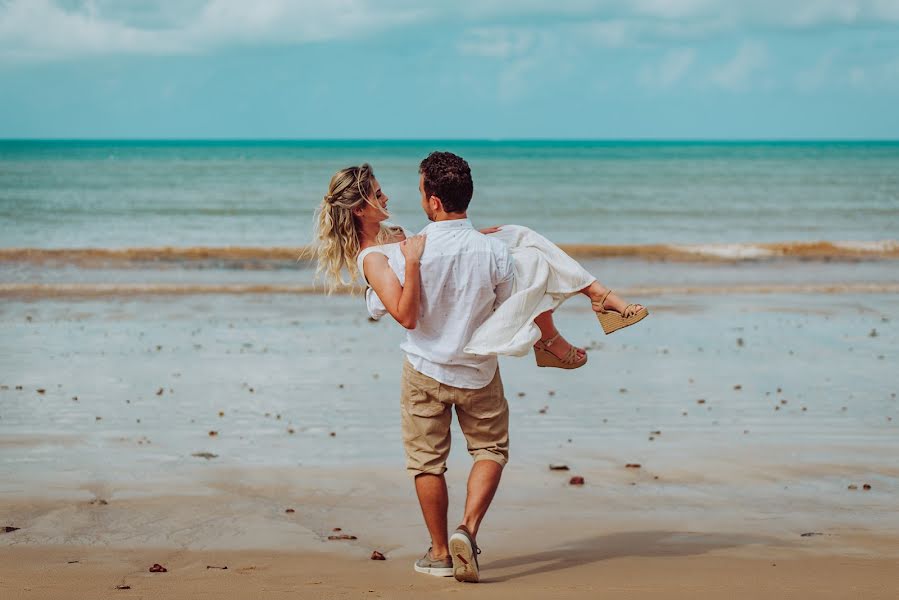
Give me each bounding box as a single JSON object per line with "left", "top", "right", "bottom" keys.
{"left": 580, "top": 280, "right": 644, "bottom": 317}
{"left": 533, "top": 310, "right": 585, "bottom": 360}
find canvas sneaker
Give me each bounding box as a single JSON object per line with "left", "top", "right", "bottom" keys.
{"left": 449, "top": 525, "right": 481, "bottom": 583}
{"left": 413, "top": 547, "right": 453, "bottom": 577}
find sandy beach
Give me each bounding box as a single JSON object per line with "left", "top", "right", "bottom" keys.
{"left": 2, "top": 258, "right": 898, "bottom": 598}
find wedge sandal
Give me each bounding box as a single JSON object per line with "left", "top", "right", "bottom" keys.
{"left": 533, "top": 333, "right": 587, "bottom": 369}
{"left": 593, "top": 289, "right": 649, "bottom": 335}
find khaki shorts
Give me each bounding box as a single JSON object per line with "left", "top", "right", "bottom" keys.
{"left": 400, "top": 360, "right": 509, "bottom": 477}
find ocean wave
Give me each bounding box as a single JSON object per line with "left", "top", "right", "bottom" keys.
{"left": 2, "top": 282, "right": 897, "bottom": 299}
{"left": 0, "top": 240, "right": 896, "bottom": 268}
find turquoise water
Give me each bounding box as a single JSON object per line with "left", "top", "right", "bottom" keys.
{"left": 2, "top": 140, "right": 898, "bottom": 248}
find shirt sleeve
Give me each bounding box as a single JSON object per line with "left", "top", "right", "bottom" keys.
{"left": 492, "top": 243, "right": 515, "bottom": 308}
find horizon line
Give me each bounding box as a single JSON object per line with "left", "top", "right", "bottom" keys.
{"left": 2, "top": 137, "right": 899, "bottom": 143}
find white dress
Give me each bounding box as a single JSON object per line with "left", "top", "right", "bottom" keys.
{"left": 358, "top": 225, "right": 596, "bottom": 358}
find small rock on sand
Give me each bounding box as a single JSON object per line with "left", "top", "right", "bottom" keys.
{"left": 370, "top": 551, "right": 387, "bottom": 560}
{"left": 569, "top": 476, "right": 585, "bottom": 485}
{"left": 148, "top": 563, "right": 167, "bottom": 573}
{"left": 328, "top": 534, "right": 357, "bottom": 541}
{"left": 863, "top": 484, "right": 872, "bottom": 490}
{"left": 115, "top": 585, "right": 131, "bottom": 590}
{"left": 208, "top": 430, "right": 218, "bottom": 437}
{"left": 733, "top": 384, "right": 742, "bottom": 390}
{"left": 191, "top": 452, "right": 218, "bottom": 459}
{"left": 847, "top": 484, "right": 858, "bottom": 490}
{"left": 549, "top": 464, "right": 569, "bottom": 471}
{"left": 2, "top": 526, "right": 20, "bottom": 533}
{"left": 285, "top": 508, "right": 295, "bottom": 513}
{"left": 625, "top": 463, "right": 641, "bottom": 469}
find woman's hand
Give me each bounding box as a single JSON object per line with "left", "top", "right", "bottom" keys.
{"left": 400, "top": 234, "right": 426, "bottom": 262}
{"left": 479, "top": 226, "right": 503, "bottom": 235}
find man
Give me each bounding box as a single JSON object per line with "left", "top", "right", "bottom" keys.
{"left": 365, "top": 151, "right": 514, "bottom": 583}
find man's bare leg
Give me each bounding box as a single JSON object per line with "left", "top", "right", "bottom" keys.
{"left": 415, "top": 473, "right": 450, "bottom": 558}
{"left": 459, "top": 460, "right": 503, "bottom": 539}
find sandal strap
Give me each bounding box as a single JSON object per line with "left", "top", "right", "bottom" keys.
{"left": 593, "top": 289, "right": 613, "bottom": 314}
{"left": 540, "top": 333, "right": 561, "bottom": 347}
{"left": 623, "top": 303, "right": 642, "bottom": 317}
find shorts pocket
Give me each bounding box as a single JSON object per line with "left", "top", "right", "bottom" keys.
{"left": 408, "top": 398, "right": 447, "bottom": 418}
{"left": 401, "top": 364, "right": 445, "bottom": 418}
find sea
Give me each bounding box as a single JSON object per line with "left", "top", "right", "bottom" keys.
{"left": 1, "top": 139, "right": 897, "bottom": 250}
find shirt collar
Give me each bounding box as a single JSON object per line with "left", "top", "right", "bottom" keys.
{"left": 422, "top": 218, "right": 473, "bottom": 233}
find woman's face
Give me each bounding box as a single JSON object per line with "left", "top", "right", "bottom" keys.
{"left": 355, "top": 177, "right": 390, "bottom": 224}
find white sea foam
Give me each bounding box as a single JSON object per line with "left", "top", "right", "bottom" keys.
{"left": 670, "top": 244, "right": 777, "bottom": 259}
{"left": 832, "top": 240, "right": 899, "bottom": 253}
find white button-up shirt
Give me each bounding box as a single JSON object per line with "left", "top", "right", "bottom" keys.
{"left": 370, "top": 218, "right": 514, "bottom": 389}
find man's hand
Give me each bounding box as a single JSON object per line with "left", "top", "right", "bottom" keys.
{"left": 478, "top": 226, "right": 503, "bottom": 235}
{"left": 400, "top": 234, "right": 427, "bottom": 262}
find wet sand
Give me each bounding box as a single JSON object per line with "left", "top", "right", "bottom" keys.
{"left": 2, "top": 258, "right": 898, "bottom": 598}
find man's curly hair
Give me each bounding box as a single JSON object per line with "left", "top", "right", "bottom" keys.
{"left": 419, "top": 151, "right": 473, "bottom": 214}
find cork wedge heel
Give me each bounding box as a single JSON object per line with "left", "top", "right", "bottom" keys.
{"left": 592, "top": 289, "right": 649, "bottom": 335}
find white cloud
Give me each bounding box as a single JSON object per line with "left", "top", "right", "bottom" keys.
{"left": 458, "top": 27, "right": 537, "bottom": 59}
{"left": 795, "top": 51, "right": 837, "bottom": 91}
{"left": 0, "top": 0, "right": 428, "bottom": 62}
{"left": 639, "top": 47, "right": 697, "bottom": 88}
{"left": 3, "top": 1, "right": 899, "bottom": 64}
{"left": 792, "top": 47, "right": 899, "bottom": 92}
{"left": 711, "top": 41, "right": 768, "bottom": 91}
{"left": 849, "top": 56, "right": 899, "bottom": 90}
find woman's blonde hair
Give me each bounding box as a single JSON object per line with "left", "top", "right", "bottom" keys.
{"left": 313, "top": 163, "right": 397, "bottom": 292}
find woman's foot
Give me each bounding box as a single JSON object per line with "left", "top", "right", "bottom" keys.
{"left": 586, "top": 283, "right": 644, "bottom": 318}
{"left": 538, "top": 333, "right": 586, "bottom": 362}
{"left": 534, "top": 333, "right": 588, "bottom": 369}
{"left": 532, "top": 310, "right": 585, "bottom": 361}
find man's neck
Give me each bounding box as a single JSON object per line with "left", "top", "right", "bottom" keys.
{"left": 433, "top": 211, "right": 468, "bottom": 222}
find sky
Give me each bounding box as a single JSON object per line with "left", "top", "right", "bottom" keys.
{"left": 1, "top": 0, "right": 898, "bottom": 139}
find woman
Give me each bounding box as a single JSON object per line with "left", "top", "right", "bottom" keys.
{"left": 314, "top": 163, "right": 647, "bottom": 369}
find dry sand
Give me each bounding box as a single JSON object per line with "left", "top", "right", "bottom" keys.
{"left": 3, "top": 540, "right": 897, "bottom": 599}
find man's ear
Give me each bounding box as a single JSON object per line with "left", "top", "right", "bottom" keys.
{"left": 430, "top": 195, "right": 443, "bottom": 214}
